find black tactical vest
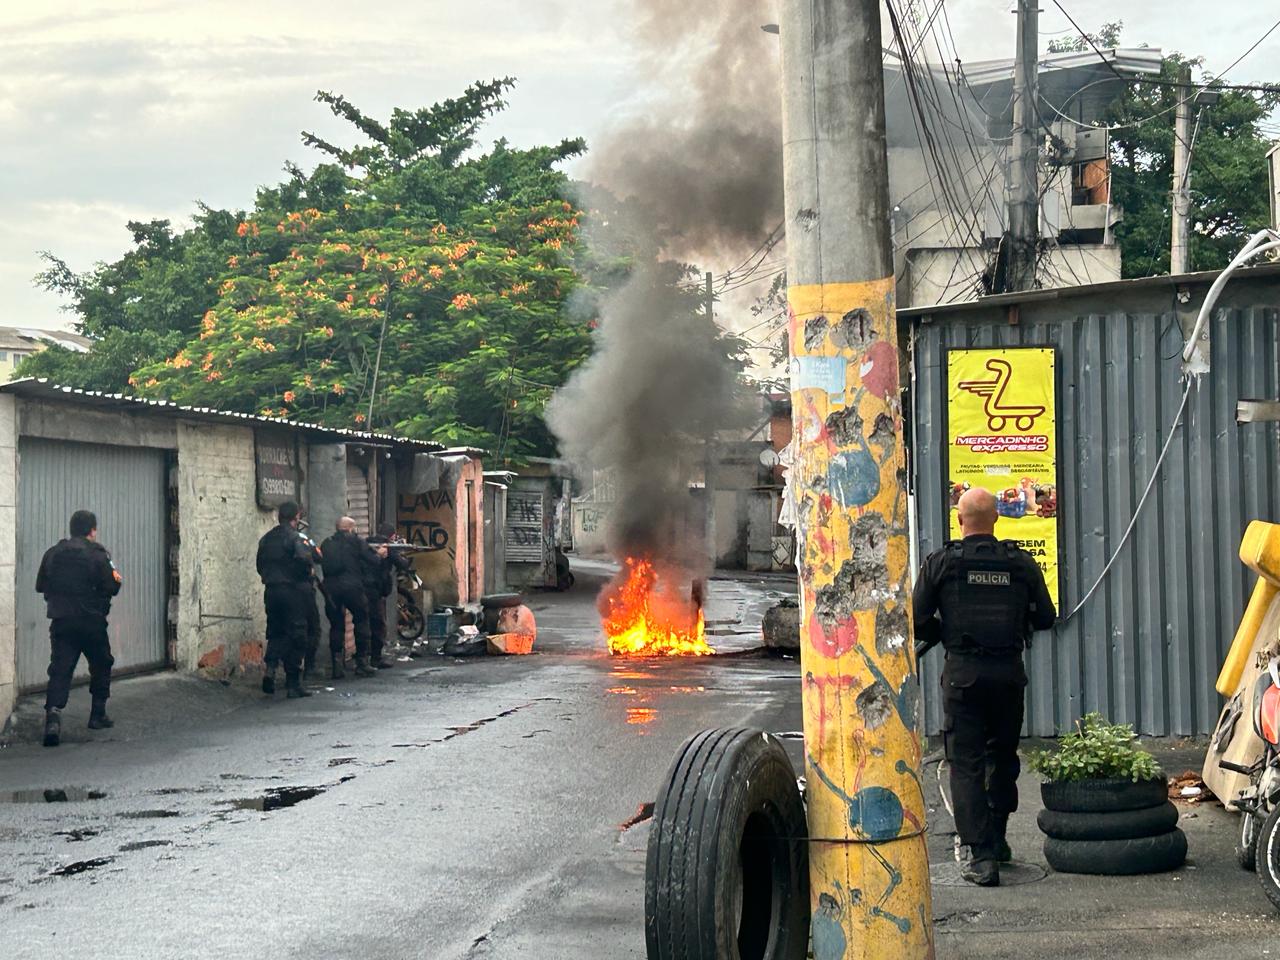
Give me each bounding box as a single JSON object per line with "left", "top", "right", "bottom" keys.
{"left": 937, "top": 538, "right": 1030, "bottom": 655}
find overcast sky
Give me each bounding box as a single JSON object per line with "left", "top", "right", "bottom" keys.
{"left": 2, "top": 0, "right": 1275, "bottom": 332}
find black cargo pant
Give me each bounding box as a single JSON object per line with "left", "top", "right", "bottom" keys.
{"left": 300, "top": 583, "right": 321, "bottom": 673}
{"left": 941, "top": 654, "right": 1026, "bottom": 860}
{"left": 45, "top": 615, "right": 113, "bottom": 711}
{"left": 326, "top": 580, "right": 370, "bottom": 659}
{"left": 366, "top": 588, "right": 388, "bottom": 662}
{"left": 263, "top": 583, "right": 307, "bottom": 680}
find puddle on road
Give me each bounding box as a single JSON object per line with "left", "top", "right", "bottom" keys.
{"left": 118, "top": 840, "right": 173, "bottom": 852}
{"left": 54, "top": 828, "right": 100, "bottom": 842}
{"left": 120, "top": 810, "right": 180, "bottom": 820}
{"left": 1, "top": 788, "right": 107, "bottom": 804}
{"left": 49, "top": 857, "right": 114, "bottom": 877}
{"left": 222, "top": 785, "right": 326, "bottom": 812}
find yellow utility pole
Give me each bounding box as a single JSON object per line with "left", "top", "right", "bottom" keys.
{"left": 778, "top": 1, "right": 934, "bottom": 956}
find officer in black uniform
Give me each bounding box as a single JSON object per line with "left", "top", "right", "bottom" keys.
{"left": 320, "top": 517, "right": 380, "bottom": 679}
{"left": 296, "top": 519, "right": 325, "bottom": 679}
{"left": 37, "top": 509, "right": 122, "bottom": 748}
{"left": 365, "top": 522, "right": 407, "bottom": 669}
{"left": 255, "top": 501, "right": 314, "bottom": 699}
{"left": 914, "top": 487, "right": 1056, "bottom": 886}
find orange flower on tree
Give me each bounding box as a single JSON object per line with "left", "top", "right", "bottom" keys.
{"left": 205, "top": 370, "right": 222, "bottom": 382}
{"left": 172, "top": 353, "right": 193, "bottom": 369}
{"left": 283, "top": 390, "right": 296, "bottom": 403}
{"left": 332, "top": 382, "right": 345, "bottom": 395}
{"left": 451, "top": 292, "right": 478, "bottom": 311}
{"left": 354, "top": 413, "right": 366, "bottom": 424}
{"left": 428, "top": 265, "right": 445, "bottom": 280}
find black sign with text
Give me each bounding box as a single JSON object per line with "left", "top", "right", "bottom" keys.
{"left": 255, "top": 431, "right": 301, "bottom": 508}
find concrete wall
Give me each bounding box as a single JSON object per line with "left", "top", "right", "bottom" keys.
{"left": 571, "top": 498, "right": 611, "bottom": 557}
{"left": 174, "top": 422, "right": 275, "bottom": 677}
{"left": 0, "top": 395, "right": 17, "bottom": 724}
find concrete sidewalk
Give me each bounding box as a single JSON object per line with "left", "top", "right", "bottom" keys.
{"left": 926, "top": 738, "right": 1280, "bottom": 958}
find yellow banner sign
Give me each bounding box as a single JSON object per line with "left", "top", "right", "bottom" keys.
{"left": 947, "top": 347, "right": 1059, "bottom": 607}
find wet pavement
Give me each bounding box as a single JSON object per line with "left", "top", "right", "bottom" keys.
{"left": 0, "top": 563, "right": 803, "bottom": 960}
{"left": 2, "top": 562, "right": 1277, "bottom": 958}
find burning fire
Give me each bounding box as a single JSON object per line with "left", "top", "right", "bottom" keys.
{"left": 603, "top": 558, "right": 714, "bottom": 657}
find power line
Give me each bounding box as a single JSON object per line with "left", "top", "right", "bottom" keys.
{"left": 1214, "top": 15, "right": 1280, "bottom": 82}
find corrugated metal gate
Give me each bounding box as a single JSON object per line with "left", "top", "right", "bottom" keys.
{"left": 16, "top": 438, "right": 168, "bottom": 692}
{"left": 911, "top": 298, "right": 1280, "bottom": 736}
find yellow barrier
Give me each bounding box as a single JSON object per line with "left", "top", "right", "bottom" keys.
{"left": 1216, "top": 520, "right": 1280, "bottom": 696}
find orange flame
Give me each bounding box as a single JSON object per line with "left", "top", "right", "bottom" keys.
{"left": 603, "top": 557, "right": 714, "bottom": 657}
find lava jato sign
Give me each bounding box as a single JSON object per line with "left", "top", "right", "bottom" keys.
{"left": 946, "top": 347, "right": 1059, "bottom": 607}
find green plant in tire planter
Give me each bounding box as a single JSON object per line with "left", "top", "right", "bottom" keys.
{"left": 1027, "top": 713, "right": 1163, "bottom": 783}
{"left": 1030, "top": 713, "right": 1186, "bottom": 876}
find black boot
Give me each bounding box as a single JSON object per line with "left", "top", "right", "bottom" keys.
{"left": 331, "top": 654, "right": 345, "bottom": 680}
{"left": 261, "top": 669, "right": 276, "bottom": 695}
{"left": 285, "top": 673, "right": 312, "bottom": 699}
{"left": 43, "top": 708, "right": 61, "bottom": 747}
{"left": 87, "top": 697, "right": 114, "bottom": 730}
{"left": 354, "top": 656, "right": 377, "bottom": 678}
{"left": 961, "top": 857, "right": 999, "bottom": 887}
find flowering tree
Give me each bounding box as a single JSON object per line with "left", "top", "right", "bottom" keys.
{"left": 28, "top": 80, "right": 592, "bottom": 457}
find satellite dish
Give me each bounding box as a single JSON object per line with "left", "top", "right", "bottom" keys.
{"left": 759, "top": 447, "right": 780, "bottom": 468}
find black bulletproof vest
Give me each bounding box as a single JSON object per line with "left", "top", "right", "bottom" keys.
{"left": 938, "top": 538, "right": 1030, "bottom": 655}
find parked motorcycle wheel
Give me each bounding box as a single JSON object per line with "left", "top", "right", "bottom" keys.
{"left": 1256, "top": 803, "right": 1280, "bottom": 908}
{"left": 397, "top": 590, "right": 425, "bottom": 642}
{"left": 1239, "top": 810, "right": 1260, "bottom": 872}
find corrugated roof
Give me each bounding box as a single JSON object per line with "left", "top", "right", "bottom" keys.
{"left": 0, "top": 378, "right": 444, "bottom": 451}
{"left": 899, "top": 261, "right": 1280, "bottom": 318}
{"left": 959, "top": 46, "right": 1165, "bottom": 88}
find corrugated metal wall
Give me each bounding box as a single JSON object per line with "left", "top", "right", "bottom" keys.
{"left": 16, "top": 438, "right": 168, "bottom": 691}
{"left": 911, "top": 295, "right": 1280, "bottom": 736}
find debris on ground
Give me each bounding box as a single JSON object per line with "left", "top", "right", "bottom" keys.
{"left": 1169, "top": 769, "right": 1217, "bottom": 804}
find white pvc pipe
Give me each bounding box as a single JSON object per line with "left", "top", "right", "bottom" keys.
{"left": 1182, "top": 230, "right": 1280, "bottom": 364}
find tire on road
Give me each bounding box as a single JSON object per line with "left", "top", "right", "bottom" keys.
{"left": 1043, "top": 829, "right": 1187, "bottom": 876}
{"left": 645, "top": 728, "right": 809, "bottom": 960}
{"left": 1256, "top": 803, "right": 1280, "bottom": 908}
{"left": 1239, "top": 810, "right": 1260, "bottom": 873}
{"left": 1036, "top": 801, "right": 1179, "bottom": 841}
{"left": 480, "top": 593, "right": 523, "bottom": 610}
{"left": 1040, "top": 777, "right": 1168, "bottom": 813}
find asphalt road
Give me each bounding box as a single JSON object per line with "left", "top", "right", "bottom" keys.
{"left": 0, "top": 564, "right": 804, "bottom": 960}
{"left": 3, "top": 561, "right": 1279, "bottom": 959}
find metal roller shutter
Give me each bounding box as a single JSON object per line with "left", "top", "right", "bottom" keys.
{"left": 16, "top": 438, "right": 168, "bottom": 692}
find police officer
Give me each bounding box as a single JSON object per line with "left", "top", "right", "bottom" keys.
{"left": 366, "top": 522, "right": 406, "bottom": 669}
{"left": 321, "top": 517, "right": 381, "bottom": 679}
{"left": 296, "top": 518, "right": 325, "bottom": 679}
{"left": 37, "top": 510, "right": 122, "bottom": 748}
{"left": 255, "top": 501, "right": 314, "bottom": 699}
{"left": 914, "top": 487, "right": 1056, "bottom": 886}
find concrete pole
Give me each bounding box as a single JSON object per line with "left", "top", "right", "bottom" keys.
{"left": 1171, "top": 63, "right": 1194, "bottom": 276}
{"left": 778, "top": 2, "right": 933, "bottom": 957}
{"left": 1004, "top": 0, "right": 1040, "bottom": 292}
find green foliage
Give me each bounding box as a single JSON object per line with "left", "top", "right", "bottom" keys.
{"left": 1026, "top": 713, "right": 1163, "bottom": 783}
{"left": 29, "top": 81, "right": 594, "bottom": 458}
{"left": 1046, "top": 21, "right": 1123, "bottom": 54}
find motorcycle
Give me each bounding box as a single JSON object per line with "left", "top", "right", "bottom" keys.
{"left": 1222, "top": 656, "right": 1280, "bottom": 908}
{"left": 397, "top": 564, "right": 426, "bottom": 643}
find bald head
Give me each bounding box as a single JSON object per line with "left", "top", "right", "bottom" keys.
{"left": 957, "top": 488, "right": 998, "bottom": 536}
{"left": 336, "top": 516, "right": 357, "bottom": 533}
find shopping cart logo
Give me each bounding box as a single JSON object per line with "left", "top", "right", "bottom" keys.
{"left": 956, "top": 358, "right": 1046, "bottom": 432}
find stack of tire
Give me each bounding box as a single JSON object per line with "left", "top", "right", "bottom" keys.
{"left": 1037, "top": 777, "right": 1188, "bottom": 875}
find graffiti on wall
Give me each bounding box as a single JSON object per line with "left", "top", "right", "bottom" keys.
{"left": 399, "top": 490, "right": 454, "bottom": 552}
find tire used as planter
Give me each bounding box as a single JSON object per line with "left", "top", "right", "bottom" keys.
{"left": 480, "top": 593, "right": 523, "bottom": 610}
{"left": 1043, "top": 829, "right": 1188, "bottom": 876}
{"left": 645, "top": 728, "right": 809, "bottom": 960}
{"left": 1037, "top": 801, "right": 1179, "bottom": 842}
{"left": 1041, "top": 777, "right": 1168, "bottom": 814}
